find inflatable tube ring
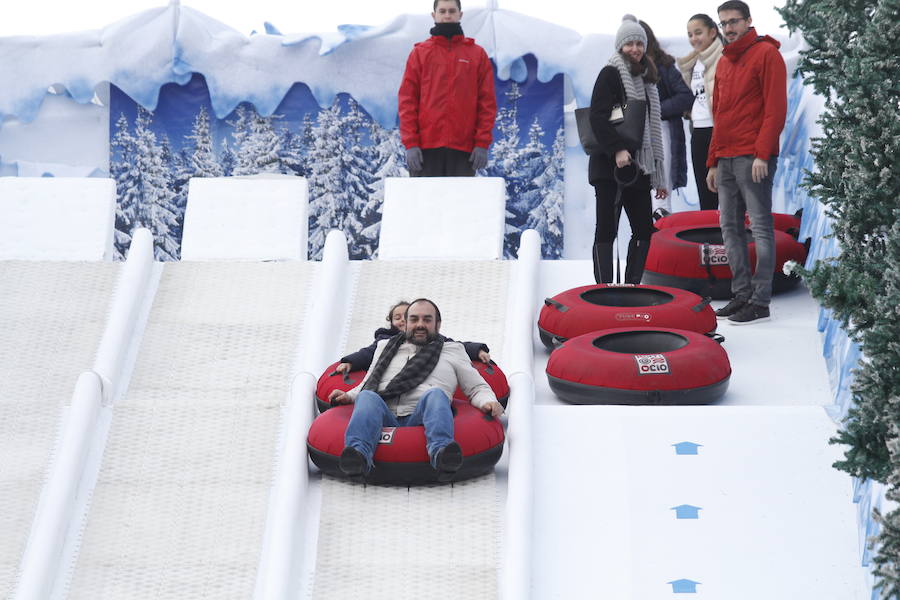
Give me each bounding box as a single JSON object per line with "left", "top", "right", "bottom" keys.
{"left": 538, "top": 284, "right": 717, "bottom": 350}
{"left": 307, "top": 399, "right": 505, "bottom": 484}
{"left": 643, "top": 226, "right": 808, "bottom": 299}
{"left": 545, "top": 327, "right": 731, "bottom": 405}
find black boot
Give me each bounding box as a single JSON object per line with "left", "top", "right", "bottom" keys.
{"left": 592, "top": 243, "right": 614, "bottom": 283}
{"left": 624, "top": 239, "right": 651, "bottom": 284}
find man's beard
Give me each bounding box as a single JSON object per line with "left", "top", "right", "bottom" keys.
{"left": 407, "top": 327, "right": 437, "bottom": 346}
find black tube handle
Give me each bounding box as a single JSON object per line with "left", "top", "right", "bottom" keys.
{"left": 705, "top": 332, "right": 726, "bottom": 344}
{"left": 544, "top": 297, "right": 569, "bottom": 313}
{"left": 329, "top": 370, "right": 357, "bottom": 386}
{"left": 691, "top": 296, "right": 712, "bottom": 312}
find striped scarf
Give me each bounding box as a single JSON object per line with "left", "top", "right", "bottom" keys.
{"left": 362, "top": 333, "right": 446, "bottom": 402}
{"left": 607, "top": 52, "right": 668, "bottom": 190}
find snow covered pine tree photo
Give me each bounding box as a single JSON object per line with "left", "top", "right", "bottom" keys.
{"left": 109, "top": 58, "right": 564, "bottom": 261}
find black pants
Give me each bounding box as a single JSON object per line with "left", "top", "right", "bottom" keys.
{"left": 690, "top": 127, "right": 719, "bottom": 210}
{"left": 411, "top": 148, "right": 475, "bottom": 177}
{"left": 593, "top": 178, "right": 653, "bottom": 244}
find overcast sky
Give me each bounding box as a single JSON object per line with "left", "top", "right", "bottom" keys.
{"left": 2, "top": 0, "right": 788, "bottom": 39}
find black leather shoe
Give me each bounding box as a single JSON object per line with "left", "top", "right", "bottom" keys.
{"left": 339, "top": 447, "right": 368, "bottom": 478}
{"left": 728, "top": 303, "right": 771, "bottom": 325}
{"left": 433, "top": 442, "right": 463, "bottom": 482}
{"left": 715, "top": 298, "right": 746, "bottom": 319}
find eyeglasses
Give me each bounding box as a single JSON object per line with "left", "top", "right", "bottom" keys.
{"left": 719, "top": 17, "right": 747, "bottom": 28}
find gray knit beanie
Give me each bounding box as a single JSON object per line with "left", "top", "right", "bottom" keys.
{"left": 615, "top": 14, "right": 647, "bottom": 50}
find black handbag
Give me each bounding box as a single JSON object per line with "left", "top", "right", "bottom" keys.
{"left": 575, "top": 74, "right": 647, "bottom": 156}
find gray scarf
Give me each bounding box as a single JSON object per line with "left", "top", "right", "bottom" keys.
{"left": 607, "top": 52, "right": 668, "bottom": 190}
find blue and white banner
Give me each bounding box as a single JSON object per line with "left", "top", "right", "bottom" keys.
{"left": 109, "top": 56, "right": 563, "bottom": 260}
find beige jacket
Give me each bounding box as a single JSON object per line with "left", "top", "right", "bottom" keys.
{"left": 677, "top": 37, "right": 724, "bottom": 118}
{"left": 345, "top": 339, "right": 497, "bottom": 417}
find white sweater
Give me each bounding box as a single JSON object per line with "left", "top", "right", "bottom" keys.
{"left": 345, "top": 339, "right": 497, "bottom": 417}
{"left": 677, "top": 37, "right": 724, "bottom": 119}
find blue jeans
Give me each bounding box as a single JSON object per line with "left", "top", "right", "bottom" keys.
{"left": 717, "top": 155, "right": 777, "bottom": 306}
{"left": 344, "top": 389, "right": 455, "bottom": 469}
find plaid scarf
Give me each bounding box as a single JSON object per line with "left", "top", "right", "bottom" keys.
{"left": 362, "top": 333, "right": 446, "bottom": 401}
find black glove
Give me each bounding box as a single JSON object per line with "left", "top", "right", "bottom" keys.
{"left": 469, "top": 147, "right": 488, "bottom": 171}
{"left": 406, "top": 147, "right": 423, "bottom": 172}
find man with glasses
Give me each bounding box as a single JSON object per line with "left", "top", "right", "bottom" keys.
{"left": 705, "top": 0, "right": 787, "bottom": 324}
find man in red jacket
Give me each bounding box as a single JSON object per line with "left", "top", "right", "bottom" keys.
{"left": 398, "top": 0, "right": 497, "bottom": 177}
{"left": 705, "top": 0, "right": 787, "bottom": 325}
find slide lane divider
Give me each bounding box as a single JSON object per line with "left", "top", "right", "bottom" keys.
{"left": 92, "top": 228, "right": 156, "bottom": 403}
{"left": 500, "top": 229, "right": 541, "bottom": 600}
{"left": 15, "top": 228, "right": 157, "bottom": 600}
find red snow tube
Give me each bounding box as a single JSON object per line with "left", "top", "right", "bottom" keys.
{"left": 546, "top": 327, "right": 731, "bottom": 405}
{"left": 307, "top": 399, "right": 505, "bottom": 484}
{"left": 315, "top": 360, "right": 510, "bottom": 413}
{"left": 642, "top": 225, "right": 807, "bottom": 299}
{"left": 537, "top": 284, "right": 716, "bottom": 350}
{"left": 655, "top": 210, "right": 802, "bottom": 238}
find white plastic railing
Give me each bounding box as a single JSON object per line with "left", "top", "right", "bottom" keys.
{"left": 14, "top": 228, "right": 157, "bottom": 600}
{"left": 254, "top": 230, "right": 349, "bottom": 600}
{"left": 500, "top": 229, "right": 541, "bottom": 600}
{"left": 14, "top": 373, "right": 103, "bottom": 600}
{"left": 92, "top": 228, "right": 156, "bottom": 403}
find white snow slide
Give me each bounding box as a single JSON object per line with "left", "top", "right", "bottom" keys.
{"left": 181, "top": 176, "right": 309, "bottom": 261}
{"left": 309, "top": 186, "right": 536, "bottom": 599}
{"left": 0, "top": 177, "right": 116, "bottom": 261}
{"left": 310, "top": 257, "right": 514, "bottom": 600}
{"left": 0, "top": 261, "right": 118, "bottom": 599}
{"left": 378, "top": 177, "right": 506, "bottom": 260}
{"left": 65, "top": 262, "right": 312, "bottom": 598}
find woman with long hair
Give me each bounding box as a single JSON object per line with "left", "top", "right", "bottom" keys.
{"left": 677, "top": 13, "right": 724, "bottom": 210}
{"left": 588, "top": 15, "right": 668, "bottom": 284}
{"left": 640, "top": 19, "right": 694, "bottom": 211}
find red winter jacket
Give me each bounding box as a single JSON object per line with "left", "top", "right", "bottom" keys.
{"left": 707, "top": 29, "right": 787, "bottom": 167}
{"left": 398, "top": 35, "right": 497, "bottom": 153}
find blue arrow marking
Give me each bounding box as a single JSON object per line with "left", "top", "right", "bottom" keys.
{"left": 671, "top": 505, "right": 702, "bottom": 519}
{"left": 668, "top": 579, "right": 701, "bottom": 593}
{"left": 673, "top": 441, "right": 702, "bottom": 455}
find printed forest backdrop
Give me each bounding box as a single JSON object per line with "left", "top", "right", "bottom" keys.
{"left": 110, "top": 54, "right": 564, "bottom": 261}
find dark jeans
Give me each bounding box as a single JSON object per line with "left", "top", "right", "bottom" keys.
{"left": 593, "top": 176, "right": 653, "bottom": 244}
{"left": 691, "top": 127, "right": 719, "bottom": 210}
{"left": 411, "top": 147, "right": 475, "bottom": 177}
{"left": 717, "top": 155, "right": 778, "bottom": 306}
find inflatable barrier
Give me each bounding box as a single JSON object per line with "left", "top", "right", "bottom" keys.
{"left": 655, "top": 210, "right": 802, "bottom": 238}
{"left": 642, "top": 225, "right": 807, "bottom": 299}
{"left": 307, "top": 399, "right": 505, "bottom": 484}
{"left": 315, "top": 359, "right": 510, "bottom": 413}
{"left": 546, "top": 327, "right": 731, "bottom": 405}
{"left": 538, "top": 284, "right": 716, "bottom": 350}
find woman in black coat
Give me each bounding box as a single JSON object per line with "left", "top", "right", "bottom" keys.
{"left": 589, "top": 15, "right": 669, "bottom": 284}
